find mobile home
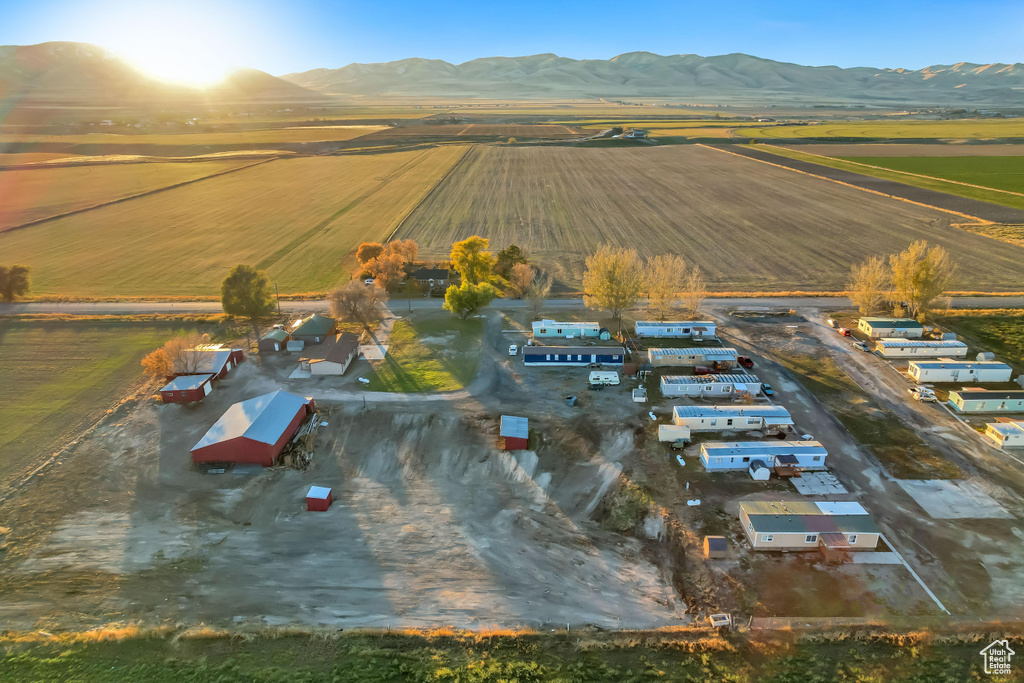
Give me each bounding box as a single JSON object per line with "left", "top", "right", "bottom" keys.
{"left": 660, "top": 374, "right": 761, "bottom": 398}
{"left": 875, "top": 339, "right": 968, "bottom": 359}
{"left": 700, "top": 441, "right": 827, "bottom": 471}
{"left": 634, "top": 321, "right": 717, "bottom": 339}
{"left": 531, "top": 320, "right": 600, "bottom": 339}
{"left": 857, "top": 317, "right": 924, "bottom": 339}
{"left": 648, "top": 347, "right": 738, "bottom": 367}
{"left": 522, "top": 346, "right": 625, "bottom": 367}
{"left": 672, "top": 405, "right": 793, "bottom": 432}
{"left": 985, "top": 420, "right": 1024, "bottom": 449}
{"left": 908, "top": 359, "right": 1013, "bottom": 384}
{"left": 948, "top": 389, "right": 1024, "bottom": 413}
{"left": 739, "top": 500, "right": 880, "bottom": 552}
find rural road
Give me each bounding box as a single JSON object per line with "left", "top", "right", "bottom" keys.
{"left": 2, "top": 296, "right": 1023, "bottom": 316}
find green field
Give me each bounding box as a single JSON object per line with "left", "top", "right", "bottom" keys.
{"left": 0, "top": 322, "right": 188, "bottom": 487}
{"left": 0, "top": 146, "right": 468, "bottom": 296}
{"left": 933, "top": 312, "right": 1024, "bottom": 374}
{"left": 0, "top": 629, "right": 1006, "bottom": 682}
{"left": 736, "top": 118, "right": 1024, "bottom": 139}
{"left": 365, "top": 316, "right": 483, "bottom": 392}
{"left": 836, "top": 155, "right": 1024, "bottom": 194}
{"left": 749, "top": 144, "right": 1024, "bottom": 212}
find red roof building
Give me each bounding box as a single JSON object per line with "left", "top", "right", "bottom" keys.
{"left": 191, "top": 390, "right": 315, "bottom": 466}
{"left": 306, "top": 486, "right": 333, "bottom": 511}
{"left": 500, "top": 415, "right": 529, "bottom": 450}
{"left": 160, "top": 373, "right": 215, "bottom": 404}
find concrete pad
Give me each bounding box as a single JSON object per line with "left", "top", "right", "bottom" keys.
{"left": 288, "top": 365, "right": 311, "bottom": 379}
{"left": 896, "top": 479, "right": 1013, "bottom": 519}
{"left": 851, "top": 552, "right": 902, "bottom": 565}
{"left": 791, "top": 471, "right": 848, "bottom": 495}
{"left": 359, "top": 344, "right": 390, "bottom": 360}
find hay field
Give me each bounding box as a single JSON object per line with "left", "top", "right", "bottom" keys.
{"left": 0, "top": 321, "right": 173, "bottom": 488}
{"left": 0, "top": 159, "right": 252, "bottom": 231}
{"left": 0, "top": 126, "right": 386, "bottom": 147}
{"left": 736, "top": 119, "right": 1024, "bottom": 139}
{"left": 395, "top": 144, "right": 1024, "bottom": 291}
{"left": 0, "top": 146, "right": 467, "bottom": 296}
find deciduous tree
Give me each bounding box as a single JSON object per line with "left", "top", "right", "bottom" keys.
{"left": 356, "top": 242, "right": 385, "bottom": 265}
{"left": 0, "top": 264, "right": 31, "bottom": 303}
{"left": 889, "top": 240, "right": 958, "bottom": 320}
{"left": 508, "top": 263, "right": 534, "bottom": 299}
{"left": 141, "top": 332, "right": 209, "bottom": 378}
{"left": 525, "top": 272, "right": 553, "bottom": 319}
{"left": 682, "top": 265, "right": 707, "bottom": 317}
{"left": 582, "top": 245, "right": 644, "bottom": 332}
{"left": 495, "top": 244, "right": 528, "bottom": 278}
{"left": 450, "top": 235, "right": 497, "bottom": 285}
{"left": 364, "top": 250, "right": 406, "bottom": 290}
{"left": 444, "top": 281, "right": 496, "bottom": 320}
{"left": 329, "top": 280, "right": 388, "bottom": 330}
{"left": 644, "top": 255, "right": 686, "bottom": 320}
{"left": 141, "top": 348, "right": 172, "bottom": 379}
{"left": 848, "top": 256, "right": 890, "bottom": 316}
{"left": 221, "top": 264, "right": 277, "bottom": 343}
{"left": 387, "top": 239, "right": 419, "bottom": 265}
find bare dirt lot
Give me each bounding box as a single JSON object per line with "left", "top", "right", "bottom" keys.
{"left": 395, "top": 144, "right": 1024, "bottom": 290}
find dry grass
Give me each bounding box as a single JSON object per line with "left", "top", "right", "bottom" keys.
{"left": 396, "top": 144, "right": 1024, "bottom": 291}
{"left": 0, "top": 147, "right": 467, "bottom": 296}
{"left": 0, "top": 126, "right": 386, "bottom": 147}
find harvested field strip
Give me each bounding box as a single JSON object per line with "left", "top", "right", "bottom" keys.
{"left": 0, "top": 322, "right": 185, "bottom": 489}
{"left": 735, "top": 118, "right": 1024, "bottom": 139}
{"left": 723, "top": 144, "right": 1024, "bottom": 223}
{"left": 395, "top": 144, "right": 1024, "bottom": 291}
{"left": 0, "top": 147, "right": 468, "bottom": 296}
{"left": 0, "top": 158, "right": 256, "bottom": 232}
{"left": 0, "top": 126, "right": 386, "bottom": 147}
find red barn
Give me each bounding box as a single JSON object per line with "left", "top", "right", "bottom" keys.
{"left": 187, "top": 347, "right": 245, "bottom": 381}
{"left": 500, "top": 415, "right": 529, "bottom": 450}
{"left": 160, "top": 373, "right": 215, "bottom": 404}
{"left": 306, "top": 486, "right": 333, "bottom": 511}
{"left": 191, "top": 390, "right": 315, "bottom": 466}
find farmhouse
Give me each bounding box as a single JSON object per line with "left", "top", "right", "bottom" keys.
{"left": 522, "top": 346, "right": 625, "bottom": 367}
{"left": 739, "top": 500, "right": 880, "bottom": 552}
{"left": 985, "top": 420, "right": 1024, "bottom": 449}
{"left": 857, "top": 317, "right": 925, "bottom": 339}
{"left": 298, "top": 332, "right": 361, "bottom": 376}
{"left": 410, "top": 267, "right": 451, "bottom": 288}
{"left": 258, "top": 328, "right": 290, "bottom": 353}
{"left": 672, "top": 405, "right": 793, "bottom": 432}
{"left": 875, "top": 339, "right": 968, "bottom": 359}
{"left": 531, "top": 320, "right": 600, "bottom": 339}
{"left": 634, "top": 321, "right": 716, "bottom": 339}
{"left": 648, "top": 347, "right": 738, "bottom": 367}
{"left": 948, "top": 389, "right": 1024, "bottom": 413}
{"left": 700, "top": 441, "right": 827, "bottom": 471}
{"left": 908, "top": 359, "right": 1013, "bottom": 384}
{"left": 660, "top": 374, "right": 761, "bottom": 398}
{"left": 499, "top": 415, "right": 529, "bottom": 450}
{"left": 291, "top": 314, "right": 337, "bottom": 345}
{"left": 191, "top": 390, "right": 316, "bottom": 466}
{"left": 159, "top": 373, "right": 215, "bottom": 404}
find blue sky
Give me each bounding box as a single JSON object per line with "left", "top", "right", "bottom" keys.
{"left": 2, "top": 0, "right": 1022, "bottom": 78}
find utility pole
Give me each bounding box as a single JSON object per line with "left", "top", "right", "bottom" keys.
{"left": 274, "top": 281, "right": 281, "bottom": 317}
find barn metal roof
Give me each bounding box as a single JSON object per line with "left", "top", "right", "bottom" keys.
{"left": 661, "top": 374, "right": 760, "bottom": 386}
{"left": 876, "top": 339, "right": 966, "bottom": 348}
{"left": 307, "top": 485, "right": 331, "bottom": 500}
{"left": 859, "top": 317, "right": 924, "bottom": 329}
{"left": 292, "top": 314, "right": 336, "bottom": 337}
{"left": 261, "top": 329, "right": 290, "bottom": 342}
{"left": 161, "top": 374, "right": 214, "bottom": 392}
{"left": 196, "top": 349, "right": 231, "bottom": 375}
{"left": 192, "top": 390, "right": 312, "bottom": 451}
{"left": 500, "top": 415, "right": 529, "bottom": 439}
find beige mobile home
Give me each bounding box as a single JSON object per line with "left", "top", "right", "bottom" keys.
{"left": 875, "top": 339, "right": 968, "bottom": 359}
{"left": 986, "top": 420, "right": 1024, "bottom": 449}
{"left": 857, "top": 317, "right": 924, "bottom": 339}
{"left": 672, "top": 405, "right": 793, "bottom": 432}
{"left": 648, "top": 347, "right": 738, "bottom": 367}
{"left": 739, "top": 500, "right": 880, "bottom": 552}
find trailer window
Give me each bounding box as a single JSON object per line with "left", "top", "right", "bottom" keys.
{"left": 805, "top": 534, "right": 818, "bottom": 544}
{"left": 760, "top": 535, "right": 773, "bottom": 543}
{"left": 848, "top": 535, "right": 858, "bottom": 544}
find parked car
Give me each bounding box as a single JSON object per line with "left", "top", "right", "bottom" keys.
{"left": 670, "top": 440, "right": 687, "bottom": 451}
{"left": 838, "top": 327, "right": 852, "bottom": 337}
{"left": 909, "top": 386, "right": 937, "bottom": 402}
{"left": 364, "top": 278, "right": 375, "bottom": 286}
{"left": 826, "top": 318, "right": 837, "bottom": 328}
{"left": 761, "top": 383, "right": 774, "bottom": 396}
{"left": 693, "top": 365, "right": 713, "bottom": 375}
{"left": 853, "top": 341, "right": 869, "bottom": 352}
{"left": 508, "top": 344, "right": 518, "bottom": 356}
{"left": 738, "top": 356, "right": 754, "bottom": 369}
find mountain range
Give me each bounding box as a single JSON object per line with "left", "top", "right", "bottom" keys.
{"left": 283, "top": 51, "right": 1024, "bottom": 106}
{"left": 2, "top": 42, "right": 1023, "bottom": 107}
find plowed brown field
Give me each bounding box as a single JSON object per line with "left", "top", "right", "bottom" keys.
{"left": 396, "top": 144, "right": 1024, "bottom": 291}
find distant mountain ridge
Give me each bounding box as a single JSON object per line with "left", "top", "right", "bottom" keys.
{"left": 0, "top": 42, "right": 325, "bottom": 105}
{"left": 282, "top": 51, "right": 1024, "bottom": 105}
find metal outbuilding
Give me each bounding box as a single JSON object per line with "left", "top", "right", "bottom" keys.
{"left": 857, "top": 317, "right": 924, "bottom": 339}
{"left": 160, "top": 373, "right": 215, "bottom": 404}
{"left": 648, "top": 347, "right": 738, "bottom": 367}
{"left": 703, "top": 536, "right": 728, "bottom": 559}
{"left": 531, "top": 320, "right": 600, "bottom": 339}
{"left": 306, "top": 485, "right": 333, "bottom": 511}
{"left": 259, "top": 328, "right": 291, "bottom": 353}
{"left": 500, "top": 415, "right": 529, "bottom": 450}
{"left": 191, "top": 390, "right": 316, "bottom": 466}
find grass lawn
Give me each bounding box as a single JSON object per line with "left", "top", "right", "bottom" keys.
{"left": 364, "top": 315, "right": 484, "bottom": 392}
{"left": 0, "top": 321, "right": 204, "bottom": 487}
{"left": 775, "top": 352, "right": 962, "bottom": 479}
{"left": 933, "top": 311, "right": 1024, "bottom": 374}
{"left": 747, "top": 144, "right": 1024, "bottom": 212}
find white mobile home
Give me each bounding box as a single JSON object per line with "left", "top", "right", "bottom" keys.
{"left": 660, "top": 374, "right": 761, "bottom": 398}
{"left": 857, "top": 317, "right": 925, "bottom": 339}
{"left": 985, "top": 420, "right": 1024, "bottom": 449}
{"left": 634, "top": 321, "right": 716, "bottom": 339}
{"left": 700, "top": 441, "right": 827, "bottom": 471}
{"left": 672, "top": 405, "right": 793, "bottom": 432}
{"left": 908, "top": 360, "right": 1013, "bottom": 384}
{"left": 531, "top": 320, "right": 600, "bottom": 339}
{"left": 648, "top": 347, "right": 738, "bottom": 367}
{"left": 948, "top": 389, "right": 1024, "bottom": 413}
{"left": 875, "top": 339, "right": 968, "bottom": 359}
{"left": 739, "top": 500, "right": 880, "bottom": 552}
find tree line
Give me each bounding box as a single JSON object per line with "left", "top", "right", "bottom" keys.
{"left": 848, "top": 240, "right": 958, "bottom": 320}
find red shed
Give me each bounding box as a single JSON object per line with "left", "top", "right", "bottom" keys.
{"left": 306, "top": 485, "right": 332, "bottom": 511}
{"left": 160, "top": 373, "right": 215, "bottom": 403}
{"left": 500, "top": 415, "right": 529, "bottom": 450}
{"left": 191, "top": 390, "right": 315, "bottom": 466}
